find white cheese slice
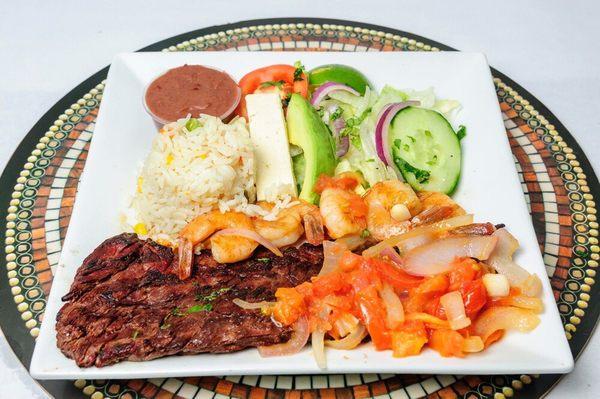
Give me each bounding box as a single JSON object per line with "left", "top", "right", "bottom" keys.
{"left": 246, "top": 93, "right": 298, "bottom": 202}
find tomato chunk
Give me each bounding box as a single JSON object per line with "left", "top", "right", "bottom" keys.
{"left": 272, "top": 287, "right": 306, "bottom": 326}
{"left": 391, "top": 320, "right": 428, "bottom": 357}
{"left": 448, "top": 257, "right": 482, "bottom": 291}
{"left": 459, "top": 279, "right": 487, "bottom": 319}
{"left": 429, "top": 329, "right": 465, "bottom": 357}
{"left": 355, "top": 285, "right": 390, "bottom": 350}
{"left": 235, "top": 64, "right": 308, "bottom": 118}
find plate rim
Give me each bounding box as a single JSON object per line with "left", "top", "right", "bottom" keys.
{"left": 29, "top": 50, "right": 573, "bottom": 379}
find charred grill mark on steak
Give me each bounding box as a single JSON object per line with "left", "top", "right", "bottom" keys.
{"left": 56, "top": 233, "right": 322, "bottom": 367}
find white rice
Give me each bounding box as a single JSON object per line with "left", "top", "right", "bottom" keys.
{"left": 127, "top": 115, "right": 293, "bottom": 244}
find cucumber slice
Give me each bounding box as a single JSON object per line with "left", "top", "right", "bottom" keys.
{"left": 389, "top": 107, "right": 461, "bottom": 194}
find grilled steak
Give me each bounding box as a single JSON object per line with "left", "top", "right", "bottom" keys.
{"left": 56, "top": 233, "right": 322, "bottom": 367}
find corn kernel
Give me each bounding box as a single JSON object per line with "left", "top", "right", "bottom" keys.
{"left": 134, "top": 223, "right": 148, "bottom": 236}
{"left": 391, "top": 204, "right": 411, "bottom": 221}
{"left": 166, "top": 153, "right": 174, "bottom": 165}
{"left": 137, "top": 177, "right": 143, "bottom": 193}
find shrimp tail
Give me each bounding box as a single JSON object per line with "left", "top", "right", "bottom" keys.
{"left": 303, "top": 213, "right": 325, "bottom": 245}
{"left": 177, "top": 237, "right": 194, "bottom": 280}
{"left": 411, "top": 205, "right": 455, "bottom": 226}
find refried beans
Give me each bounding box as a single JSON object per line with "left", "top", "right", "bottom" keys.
{"left": 144, "top": 65, "right": 240, "bottom": 122}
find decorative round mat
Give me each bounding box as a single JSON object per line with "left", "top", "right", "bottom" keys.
{"left": 1, "top": 18, "right": 597, "bottom": 399}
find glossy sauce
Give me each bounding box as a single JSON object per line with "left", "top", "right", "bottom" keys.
{"left": 144, "top": 65, "right": 240, "bottom": 123}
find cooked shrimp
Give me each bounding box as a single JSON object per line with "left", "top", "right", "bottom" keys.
{"left": 315, "top": 173, "right": 368, "bottom": 239}
{"left": 364, "top": 180, "right": 422, "bottom": 241}
{"left": 210, "top": 234, "right": 259, "bottom": 264}
{"left": 253, "top": 201, "right": 324, "bottom": 247}
{"left": 412, "top": 191, "right": 465, "bottom": 226}
{"left": 178, "top": 211, "right": 258, "bottom": 278}
{"left": 319, "top": 188, "right": 367, "bottom": 239}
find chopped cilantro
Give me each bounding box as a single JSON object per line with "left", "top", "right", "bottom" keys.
{"left": 456, "top": 125, "right": 467, "bottom": 141}
{"left": 395, "top": 157, "right": 431, "bottom": 184}
{"left": 407, "top": 135, "right": 416, "bottom": 143}
{"left": 186, "top": 303, "right": 213, "bottom": 313}
{"left": 185, "top": 118, "right": 200, "bottom": 132}
{"left": 293, "top": 61, "right": 305, "bottom": 82}
{"left": 256, "top": 257, "right": 271, "bottom": 264}
{"left": 424, "top": 130, "right": 432, "bottom": 138}
{"left": 195, "top": 287, "right": 230, "bottom": 302}
{"left": 365, "top": 158, "right": 375, "bottom": 163}
{"left": 349, "top": 135, "right": 361, "bottom": 149}
{"left": 259, "top": 80, "right": 286, "bottom": 88}
{"left": 361, "top": 229, "right": 371, "bottom": 238}
{"left": 329, "top": 107, "right": 343, "bottom": 122}
{"left": 394, "top": 139, "right": 402, "bottom": 148}
{"left": 339, "top": 107, "right": 371, "bottom": 149}
{"left": 402, "top": 144, "right": 410, "bottom": 152}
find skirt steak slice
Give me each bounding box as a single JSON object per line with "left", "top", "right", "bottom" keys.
{"left": 56, "top": 233, "right": 322, "bottom": 367}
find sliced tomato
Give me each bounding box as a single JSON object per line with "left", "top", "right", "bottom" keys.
{"left": 369, "top": 258, "right": 423, "bottom": 289}
{"left": 459, "top": 279, "right": 487, "bottom": 319}
{"left": 235, "top": 64, "right": 308, "bottom": 119}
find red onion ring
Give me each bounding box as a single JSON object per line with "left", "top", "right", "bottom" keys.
{"left": 310, "top": 82, "right": 360, "bottom": 107}
{"left": 379, "top": 246, "right": 404, "bottom": 266}
{"left": 332, "top": 117, "right": 349, "bottom": 157}
{"left": 374, "top": 101, "right": 420, "bottom": 166}
{"left": 258, "top": 316, "right": 310, "bottom": 357}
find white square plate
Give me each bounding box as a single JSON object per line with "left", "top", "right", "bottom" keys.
{"left": 30, "top": 52, "right": 573, "bottom": 379}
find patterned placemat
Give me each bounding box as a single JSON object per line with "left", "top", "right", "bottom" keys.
{"left": 1, "top": 18, "right": 598, "bottom": 399}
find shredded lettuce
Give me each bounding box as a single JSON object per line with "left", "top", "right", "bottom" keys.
{"left": 370, "top": 85, "right": 409, "bottom": 118}
{"left": 327, "top": 86, "right": 375, "bottom": 116}
{"left": 334, "top": 145, "right": 396, "bottom": 188}
{"left": 403, "top": 87, "right": 461, "bottom": 121}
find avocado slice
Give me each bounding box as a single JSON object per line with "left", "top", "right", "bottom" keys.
{"left": 286, "top": 94, "right": 337, "bottom": 204}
